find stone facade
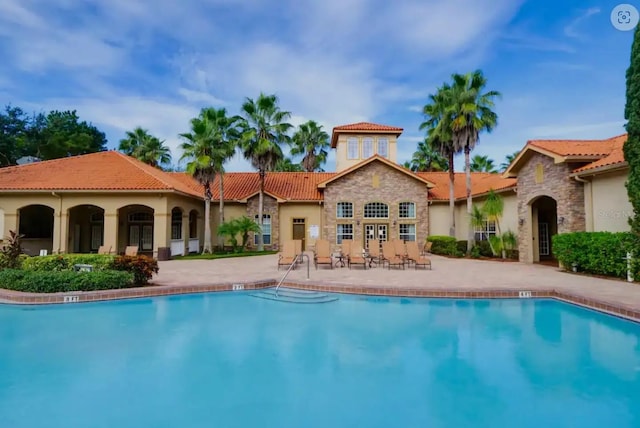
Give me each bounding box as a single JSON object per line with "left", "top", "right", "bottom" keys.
{"left": 323, "top": 160, "right": 430, "bottom": 252}
{"left": 516, "top": 152, "right": 586, "bottom": 262}
{"left": 246, "top": 194, "right": 279, "bottom": 250}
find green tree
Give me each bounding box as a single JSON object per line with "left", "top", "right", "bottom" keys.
{"left": 290, "top": 120, "right": 330, "bottom": 172}
{"left": 447, "top": 70, "right": 501, "bottom": 253}
{"left": 216, "top": 219, "right": 240, "bottom": 252}
{"left": 470, "top": 154, "right": 497, "bottom": 173}
{"left": 274, "top": 157, "right": 303, "bottom": 171}
{"left": 408, "top": 138, "right": 449, "bottom": 172}
{"left": 239, "top": 93, "right": 292, "bottom": 251}
{"left": 234, "top": 216, "right": 262, "bottom": 250}
{"left": 470, "top": 189, "right": 507, "bottom": 258}
{"left": 119, "top": 127, "right": 172, "bottom": 168}
{"left": 500, "top": 150, "right": 520, "bottom": 172}
{"left": 0, "top": 105, "right": 29, "bottom": 167}
{"left": 624, "top": 25, "right": 640, "bottom": 247}
{"left": 420, "top": 86, "right": 464, "bottom": 237}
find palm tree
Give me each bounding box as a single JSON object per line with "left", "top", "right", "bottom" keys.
{"left": 238, "top": 93, "right": 292, "bottom": 251}
{"left": 408, "top": 139, "right": 449, "bottom": 172}
{"left": 483, "top": 189, "right": 506, "bottom": 259}
{"left": 447, "top": 70, "right": 501, "bottom": 253}
{"left": 119, "top": 127, "right": 172, "bottom": 168}
{"left": 420, "top": 85, "right": 464, "bottom": 237}
{"left": 290, "top": 120, "right": 330, "bottom": 172}
{"left": 470, "top": 154, "right": 497, "bottom": 173}
{"left": 500, "top": 150, "right": 520, "bottom": 172}
{"left": 274, "top": 157, "right": 303, "bottom": 171}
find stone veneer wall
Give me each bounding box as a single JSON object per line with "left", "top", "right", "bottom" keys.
{"left": 517, "top": 152, "right": 586, "bottom": 262}
{"left": 246, "top": 194, "right": 279, "bottom": 250}
{"left": 323, "top": 161, "right": 430, "bottom": 252}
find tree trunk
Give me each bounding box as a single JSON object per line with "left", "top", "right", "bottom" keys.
{"left": 465, "top": 145, "right": 474, "bottom": 254}
{"left": 257, "top": 170, "right": 265, "bottom": 251}
{"left": 202, "top": 183, "right": 213, "bottom": 254}
{"left": 218, "top": 174, "right": 225, "bottom": 250}
{"left": 448, "top": 151, "right": 455, "bottom": 238}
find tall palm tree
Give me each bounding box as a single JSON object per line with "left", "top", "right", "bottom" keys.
{"left": 274, "top": 157, "right": 304, "bottom": 171}
{"left": 470, "top": 154, "right": 497, "bottom": 173}
{"left": 239, "top": 93, "right": 292, "bottom": 251}
{"left": 500, "top": 150, "right": 520, "bottom": 172}
{"left": 408, "top": 139, "right": 449, "bottom": 172}
{"left": 119, "top": 127, "right": 172, "bottom": 168}
{"left": 447, "top": 70, "right": 501, "bottom": 253}
{"left": 179, "top": 108, "right": 238, "bottom": 253}
{"left": 290, "top": 120, "right": 330, "bottom": 172}
{"left": 420, "top": 85, "right": 464, "bottom": 237}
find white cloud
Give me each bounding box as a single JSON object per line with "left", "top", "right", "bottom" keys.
{"left": 526, "top": 120, "right": 626, "bottom": 138}
{"left": 177, "top": 88, "right": 226, "bottom": 106}
{"left": 564, "top": 7, "right": 601, "bottom": 38}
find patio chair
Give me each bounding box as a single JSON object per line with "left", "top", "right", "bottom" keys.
{"left": 277, "top": 240, "right": 298, "bottom": 270}
{"left": 367, "top": 239, "right": 382, "bottom": 267}
{"left": 124, "top": 246, "right": 138, "bottom": 256}
{"left": 313, "top": 239, "right": 333, "bottom": 270}
{"left": 340, "top": 239, "right": 353, "bottom": 258}
{"left": 406, "top": 241, "right": 432, "bottom": 270}
{"left": 382, "top": 241, "right": 405, "bottom": 270}
{"left": 422, "top": 241, "right": 433, "bottom": 255}
{"left": 97, "top": 245, "right": 112, "bottom": 255}
{"left": 293, "top": 239, "right": 303, "bottom": 264}
{"left": 348, "top": 243, "right": 367, "bottom": 270}
{"left": 393, "top": 239, "right": 407, "bottom": 260}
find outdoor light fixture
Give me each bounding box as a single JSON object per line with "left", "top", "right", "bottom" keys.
{"left": 519, "top": 218, "right": 524, "bottom": 226}
{"left": 558, "top": 217, "right": 565, "bottom": 225}
{"left": 356, "top": 220, "right": 360, "bottom": 226}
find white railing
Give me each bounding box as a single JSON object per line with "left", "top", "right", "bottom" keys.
{"left": 170, "top": 239, "right": 185, "bottom": 256}
{"left": 188, "top": 238, "right": 199, "bottom": 253}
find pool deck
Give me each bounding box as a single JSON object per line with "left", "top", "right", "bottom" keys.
{"left": 2, "top": 253, "right": 640, "bottom": 321}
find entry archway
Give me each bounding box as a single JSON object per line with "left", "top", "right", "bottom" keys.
{"left": 529, "top": 196, "right": 558, "bottom": 263}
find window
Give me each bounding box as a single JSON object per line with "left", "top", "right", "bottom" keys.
{"left": 398, "top": 202, "right": 415, "bottom": 218}
{"left": 362, "top": 137, "right": 374, "bottom": 158}
{"left": 189, "top": 211, "right": 198, "bottom": 239}
{"left": 254, "top": 214, "right": 272, "bottom": 245}
{"left": 474, "top": 220, "right": 496, "bottom": 241}
{"left": 128, "top": 212, "right": 153, "bottom": 222}
{"left": 171, "top": 209, "right": 182, "bottom": 240}
{"left": 364, "top": 202, "right": 389, "bottom": 218}
{"left": 377, "top": 138, "right": 389, "bottom": 157}
{"left": 399, "top": 224, "right": 416, "bottom": 242}
{"left": 347, "top": 138, "right": 359, "bottom": 159}
{"left": 337, "top": 224, "right": 353, "bottom": 244}
{"left": 336, "top": 202, "right": 353, "bottom": 218}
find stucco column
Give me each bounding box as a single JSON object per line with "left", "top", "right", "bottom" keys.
{"left": 153, "top": 212, "right": 170, "bottom": 257}
{"left": 3, "top": 212, "right": 18, "bottom": 240}
{"left": 182, "top": 213, "right": 190, "bottom": 254}
{"left": 52, "top": 209, "right": 68, "bottom": 254}
{"left": 103, "top": 211, "right": 118, "bottom": 254}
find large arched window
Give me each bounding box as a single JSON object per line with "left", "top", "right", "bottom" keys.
{"left": 364, "top": 202, "right": 389, "bottom": 219}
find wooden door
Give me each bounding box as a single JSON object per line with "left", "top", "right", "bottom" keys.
{"left": 292, "top": 218, "right": 305, "bottom": 250}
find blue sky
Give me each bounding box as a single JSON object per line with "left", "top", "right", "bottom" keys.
{"left": 0, "top": 0, "right": 635, "bottom": 171}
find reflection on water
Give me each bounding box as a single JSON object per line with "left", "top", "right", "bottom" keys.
{"left": 0, "top": 295, "right": 639, "bottom": 428}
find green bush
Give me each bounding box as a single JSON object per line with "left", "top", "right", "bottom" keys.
{"left": 552, "top": 232, "right": 640, "bottom": 279}
{"left": 111, "top": 255, "right": 159, "bottom": 285}
{"left": 0, "top": 269, "right": 135, "bottom": 293}
{"left": 473, "top": 240, "right": 493, "bottom": 257}
{"left": 427, "top": 236, "right": 461, "bottom": 256}
{"left": 22, "top": 254, "right": 116, "bottom": 272}
{"left": 456, "top": 240, "right": 468, "bottom": 254}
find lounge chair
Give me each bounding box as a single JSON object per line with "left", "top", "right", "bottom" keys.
{"left": 348, "top": 243, "right": 367, "bottom": 270}
{"left": 393, "top": 239, "right": 407, "bottom": 259}
{"left": 422, "top": 241, "right": 433, "bottom": 255}
{"left": 367, "top": 239, "right": 382, "bottom": 267}
{"left": 313, "top": 239, "right": 333, "bottom": 269}
{"left": 382, "top": 241, "right": 405, "bottom": 270}
{"left": 406, "top": 241, "right": 432, "bottom": 270}
{"left": 97, "top": 245, "right": 111, "bottom": 255}
{"left": 340, "top": 239, "right": 353, "bottom": 258}
{"left": 293, "top": 239, "right": 303, "bottom": 263}
{"left": 125, "top": 246, "right": 138, "bottom": 256}
{"left": 277, "top": 240, "right": 297, "bottom": 270}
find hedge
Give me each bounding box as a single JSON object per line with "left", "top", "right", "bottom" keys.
{"left": 0, "top": 269, "right": 135, "bottom": 293}
{"left": 427, "top": 236, "right": 462, "bottom": 256}
{"left": 552, "top": 232, "right": 640, "bottom": 279}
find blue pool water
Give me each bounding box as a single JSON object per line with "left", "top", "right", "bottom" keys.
{"left": 1, "top": 291, "right": 640, "bottom": 428}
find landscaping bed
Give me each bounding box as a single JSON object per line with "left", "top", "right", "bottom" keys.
{"left": 173, "top": 250, "right": 278, "bottom": 260}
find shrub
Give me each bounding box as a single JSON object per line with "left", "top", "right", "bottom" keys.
{"left": 552, "top": 232, "right": 639, "bottom": 279}
{"left": 456, "top": 240, "right": 468, "bottom": 254}
{"left": 474, "top": 240, "right": 493, "bottom": 257}
{"left": 111, "top": 255, "right": 159, "bottom": 285}
{"left": 22, "top": 254, "right": 116, "bottom": 272}
{"left": 0, "top": 230, "right": 24, "bottom": 269}
{"left": 427, "top": 236, "right": 461, "bottom": 256}
{"left": 0, "top": 269, "right": 134, "bottom": 293}
{"left": 470, "top": 245, "right": 482, "bottom": 258}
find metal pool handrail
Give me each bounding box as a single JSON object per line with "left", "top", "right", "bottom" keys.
{"left": 275, "top": 253, "right": 310, "bottom": 297}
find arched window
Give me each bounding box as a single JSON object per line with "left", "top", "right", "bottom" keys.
{"left": 364, "top": 202, "right": 389, "bottom": 218}
{"left": 171, "top": 208, "right": 182, "bottom": 240}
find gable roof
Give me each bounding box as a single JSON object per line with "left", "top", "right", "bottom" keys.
{"left": 571, "top": 134, "right": 627, "bottom": 175}
{"left": 0, "top": 151, "right": 202, "bottom": 197}
{"left": 504, "top": 134, "right": 628, "bottom": 177}
{"left": 419, "top": 172, "right": 517, "bottom": 201}
{"left": 317, "top": 155, "right": 434, "bottom": 189}
{"left": 330, "top": 122, "right": 403, "bottom": 147}
{"left": 170, "top": 172, "right": 335, "bottom": 201}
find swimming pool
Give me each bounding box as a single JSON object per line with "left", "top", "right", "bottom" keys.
{"left": 1, "top": 290, "right": 639, "bottom": 428}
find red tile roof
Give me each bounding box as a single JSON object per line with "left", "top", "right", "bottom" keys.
{"left": 572, "top": 134, "right": 627, "bottom": 174}
{"left": 419, "top": 172, "right": 517, "bottom": 201}
{"left": 331, "top": 122, "right": 403, "bottom": 147}
{"left": 0, "top": 151, "right": 202, "bottom": 197}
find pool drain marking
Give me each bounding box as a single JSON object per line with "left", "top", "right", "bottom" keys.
{"left": 518, "top": 291, "right": 532, "bottom": 298}
{"left": 232, "top": 284, "right": 244, "bottom": 291}
{"left": 63, "top": 295, "right": 79, "bottom": 303}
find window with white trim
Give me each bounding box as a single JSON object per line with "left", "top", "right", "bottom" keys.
{"left": 377, "top": 138, "right": 389, "bottom": 157}
{"left": 364, "top": 202, "right": 389, "bottom": 218}
{"left": 171, "top": 209, "right": 182, "bottom": 240}
{"left": 474, "top": 220, "right": 496, "bottom": 241}
{"left": 399, "top": 224, "right": 416, "bottom": 242}
{"left": 398, "top": 202, "right": 415, "bottom": 219}
{"left": 347, "top": 138, "right": 359, "bottom": 159}
{"left": 254, "top": 214, "right": 272, "bottom": 245}
{"left": 336, "top": 202, "right": 353, "bottom": 218}
{"left": 337, "top": 224, "right": 353, "bottom": 244}
{"left": 362, "top": 137, "right": 374, "bottom": 158}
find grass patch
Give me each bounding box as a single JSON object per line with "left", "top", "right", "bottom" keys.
{"left": 173, "top": 250, "right": 278, "bottom": 260}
